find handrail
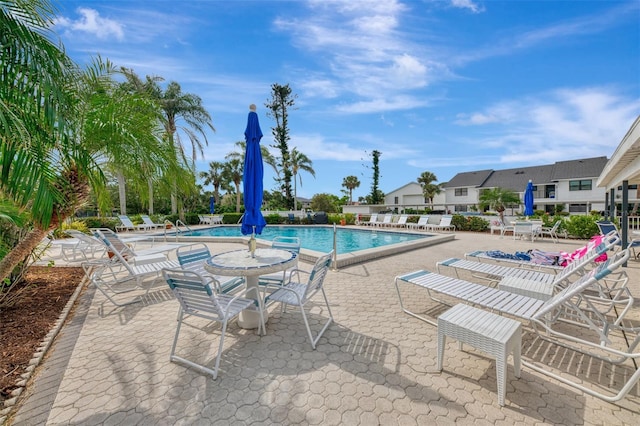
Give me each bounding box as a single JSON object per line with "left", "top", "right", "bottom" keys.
{"left": 162, "top": 219, "right": 191, "bottom": 242}
{"left": 175, "top": 219, "right": 191, "bottom": 232}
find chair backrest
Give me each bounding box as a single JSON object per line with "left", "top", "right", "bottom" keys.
{"left": 555, "top": 231, "right": 620, "bottom": 280}
{"left": 534, "top": 249, "right": 630, "bottom": 321}
{"left": 514, "top": 221, "right": 533, "bottom": 232}
{"left": 118, "top": 215, "right": 136, "bottom": 227}
{"left": 549, "top": 220, "right": 561, "bottom": 231}
{"left": 301, "top": 251, "right": 333, "bottom": 302}
{"left": 65, "top": 230, "right": 101, "bottom": 246}
{"left": 176, "top": 243, "right": 211, "bottom": 267}
{"left": 140, "top": 215, "right": 155, "bottom": 226}
{"left": 381, "top": 214, "right": 392, "bottom": 224}
{"left": 417, "top": 215, "right": 429, "bottom": 225}
{"left": 368, "top": 214, "right": 378, "bottom": 224}
{"left": 439, "top": 215, "right": 452, "bottom": 226}
{"left": 93, "top": 228, "right": 137, "bottom": 261}
{"left": 272, "top": 236, "right": 301, "bottom": 253}
{"left": 397, "top": 215, "right": 408, "bottom": 224}
{"left": 163, "top": 268, "right": 223, "bottom": 320}
{"left": 596, "top": 221, "right": 617, "bottom": 236}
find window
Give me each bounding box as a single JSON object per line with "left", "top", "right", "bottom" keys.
{"left": 568, "top": 204, "right": 587, "bottom": 213}
{"left": 394, "top": 196, "right": 398, "bottom": 204}
{"left": 455, "top": 205, "right": 468, "bottom": 212}
{"left": 569, "top": 180, "right": 592, "bottom": 191}
{"left": 454, "top": 188, "right": 468, "bottom": 196}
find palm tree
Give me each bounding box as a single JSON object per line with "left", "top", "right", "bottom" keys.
{"left": 0, "top": 0, "right": 101, "bottom": 281}
{"left": 478, "top": 187, "right": 521, "bottom": 224}
{"left": 81, "top": 57, "right": 173, "bottom": 216}
{"left": 120, "top": 71, "right": 214, "bottom": 214}
{"left": 200, "top": 161, "right": 226, "bottom": 204}
{"left": 290, "top": 148, "right": 315, "bottom": 211}
{"left": 342, "top": 176, "right": 360, "bottom": 205}
{"left": 222, "top": 159, "right": 243, "bottom": 212}
{"left": 417, "top": 171, "right": 442, "bottom": 210}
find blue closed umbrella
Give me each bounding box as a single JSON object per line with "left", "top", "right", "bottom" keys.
{"left": 524, "top": 180, "right": 534, "bottom": 216}
{"left": 209, "top": 196, "right": 215, "bottom": 214}
{"left": 241, "top": 105, "right": 267, "bottom": 236}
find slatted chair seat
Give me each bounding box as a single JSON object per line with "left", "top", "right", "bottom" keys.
{"left": 465, "top": 250, "right": 564, "bottom": 272}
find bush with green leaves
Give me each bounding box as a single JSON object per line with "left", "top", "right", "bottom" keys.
{"left": 564, "top": 215, "right": 600, "bottom": 239}
{"left": 222, "top": 213, "right": 242, "bottom": 224}
{"left": 265, "top": 213, "right": 285, "bottom": 225}
{"left": 451, "top": 214, "right": 489, "bottom": 232}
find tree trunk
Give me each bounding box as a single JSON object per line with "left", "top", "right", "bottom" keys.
{"left": 0, "top": 227, "right": 48, "bottom": 284}
{"left": 117, "top": 171, "right": 127, "bottom": 215}
{"left": 148, "top": 177, "right": 154, "bottom": 215}
{"left": 293, "top": 174, "right": 298, "bottom": 211}
{"left": 235, "top": 183, "right": 241, "bottom": 213}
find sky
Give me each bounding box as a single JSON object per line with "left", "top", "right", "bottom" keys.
{"left": 51, "top": 0, "right": 640, "bottom": 201}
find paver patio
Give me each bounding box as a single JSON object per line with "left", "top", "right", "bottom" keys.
{"left": 9, "top": 230, "right": 640, "bottom": 425}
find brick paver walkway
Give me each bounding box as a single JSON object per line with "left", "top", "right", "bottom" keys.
{"left": 8, "top": 231, "right": 640, "bottom": 425}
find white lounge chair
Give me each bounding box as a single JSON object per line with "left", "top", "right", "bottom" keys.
{"left": 140, "top": 214, "right": 166, "bottom": 230}
{"left": 395, "top": 250, "right": 640, "bottom": 402}
{"left": 393, "top": 214, "right": 409, "bottom": 228}
{"left": 436, "top": 232, "right": 619, "bottom": 298}
{"left": 117, "top": 215, "right": 152, "bottom": 232}
{"left": 376, "top": 214, "right": 393, "bottom": 227}
{"left": 427, "top": 215, "right": 455, "bottom": 232}
{"left": 538, "top": 220, "right": 562, "bottom": 243}
{"left": 408, "top": 215, "right": 430, "bottom": 230}
{"left": 362, "top": 214, "right": 379, "bottom": 227}
{"left": 62, "top": 230, "right": 107, "bottom": 261}
{"left": 162, "top": 268, "right": 264, "bottom": 379}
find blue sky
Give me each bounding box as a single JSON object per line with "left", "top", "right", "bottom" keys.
{"left": 52, "top": 0, "right": 640, "bottom": 201}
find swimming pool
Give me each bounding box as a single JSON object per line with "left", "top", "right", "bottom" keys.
{"left": 176, "top": 225, "right": 455, "bottom": 268}
{"left": 185, "top": 225, "right": 426, "bottom": 254}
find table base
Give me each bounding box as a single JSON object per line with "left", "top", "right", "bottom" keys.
{"left": 238, "top": 308, "right": 269, "bottom": 329}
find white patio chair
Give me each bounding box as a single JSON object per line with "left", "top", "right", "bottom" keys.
{"left": 162, "top": 268, "right": 264, "bottom": 379}
{"left": 263, "top": 251, "right": 334, "bottom": 349}
{"left": 512, "top": 221, "right": 535, "bottom": 241}
{"left": 259, "top": 236, "right": 302, "bottom": 286}
{"left": 538, "top": 220, "right": 561, "bottom": 243}
{"left": 175, "top": 243, "right": 245, "bottom": 294}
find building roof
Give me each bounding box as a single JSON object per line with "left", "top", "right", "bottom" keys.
{"left": 443, "top": 156, "right": 608, "bottom": 191}
{"left": 441, "top": 169, "right": 493, "bottom": 188}
{"left": 482, "top": 164, "right": 554, "bottom": 191}
{"left": 597, "top": 116, "right": 640, "bottom": 188}
{"left": 386, "top": 181, "right": 421, "bottom": 194}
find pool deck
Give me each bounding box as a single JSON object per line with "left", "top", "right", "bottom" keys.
{"left": 6, "top": 228, "right": 640, "bottom": 425}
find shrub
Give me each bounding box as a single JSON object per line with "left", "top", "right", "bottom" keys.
{"left": 222, "top": 213, "right": 242, "bottom": 224}
{"left": 564, "top": 215, "right": 600, "bottom": 239}
{"left": 81, "top": 217, "right": 118, "bottom": 231}
{"left": 265, "top": 213, "right": 285, "bottom": 225}
{"left": 451, "top": 214, "right": 489, "bottom": 232}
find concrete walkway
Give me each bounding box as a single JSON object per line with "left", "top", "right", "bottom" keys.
{"left": 8, "top": 231, "right": 640, "bottom": 425}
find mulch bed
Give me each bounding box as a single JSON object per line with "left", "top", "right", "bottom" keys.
{"left": 0, "top": 266, "right": 84, "bottom": 403}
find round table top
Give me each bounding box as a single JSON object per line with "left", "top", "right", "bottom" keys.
{"left": 204, "top": 248, "right": 298, "bottom": 277}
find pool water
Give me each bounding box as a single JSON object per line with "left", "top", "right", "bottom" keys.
{"left": 184, "top": 225, "right": 428, "bottom": 254}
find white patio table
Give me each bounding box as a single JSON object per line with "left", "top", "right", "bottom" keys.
{"left": 205, "top": 248, "right": 298, "bottom": 329}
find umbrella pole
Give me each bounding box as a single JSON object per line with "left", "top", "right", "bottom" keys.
{"left": 249, "top": 231, "right": 257, "bottom": 258}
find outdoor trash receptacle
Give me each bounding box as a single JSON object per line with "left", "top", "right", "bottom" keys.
{"left": 314, "top": 211, "right": 329, "bottom": 224}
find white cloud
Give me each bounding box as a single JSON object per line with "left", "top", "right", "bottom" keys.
{"left": 450, "top": 0, "right": 485, "bottom": 14}
{"left": 454, "top": 86, "right": 640, "bottom": 166}
{"left": 54, "top": 8, "right": 124, "bottom": 40}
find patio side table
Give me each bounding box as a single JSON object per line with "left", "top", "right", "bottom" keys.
{"left": 437, "top": 303, "right": 522, "bottom": 406}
